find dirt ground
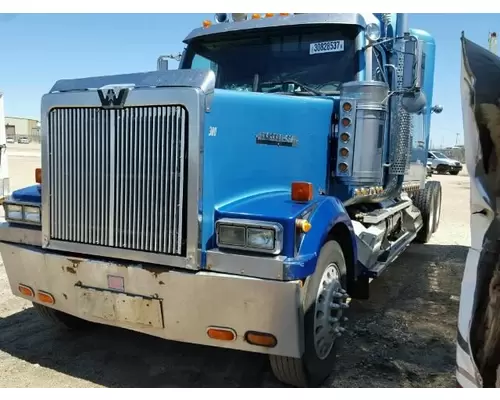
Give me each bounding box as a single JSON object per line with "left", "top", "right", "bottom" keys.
{"left": 0, "top": 148, "right": 469, "bottom": 387}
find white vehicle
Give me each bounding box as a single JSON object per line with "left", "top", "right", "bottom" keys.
{"left": 457, "top": 32, "right": 500, "bottom": 388}
{"left": 427, "top": 150, "right": 463, "bottom": 175}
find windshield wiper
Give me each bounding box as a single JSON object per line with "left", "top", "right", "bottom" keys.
{"left": 260, "top": 79, "right": 325, "bottom": 96}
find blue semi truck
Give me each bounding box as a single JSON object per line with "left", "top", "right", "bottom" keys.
{"left": 0, "top": 13, "right": 443, "bottom": 387}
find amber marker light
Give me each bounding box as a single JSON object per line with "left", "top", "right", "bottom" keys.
{"left": 245, "top": 331, "right": 277, "bottom": 348}
{"left": 291, "top": 181, "right": 313, "bottom": 202}
{"left": 35, "top": 168, "right": 42, "bottom": 184}
{"left": 342, "top": 102, "right": 352, "bottom": 112}
{"left": 295, "top": 218, "right": 312, "bottom": 233}
{"left": 341, "top": 118, "right": 351, "bottom": 127}
{"left": 340, "top": 132, "right": 350, "bottom": 142}
{"left": 338, "top": 163, "right": 349, "bottom": 173}
{"left": 18, "top": 284, "right": 34, "bottom": 297}
{"left": 37, "top": 290, "right": 55, "bottom": 305}
{"left": 207, "top": 327, "right": 236, "bottom": 341}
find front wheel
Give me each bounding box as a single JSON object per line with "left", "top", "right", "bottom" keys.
{"left": 449, "top": 170, "right": 460, "bottom": 176}
{"left": 269, "top": 240, "right": 349, "bottom": 387}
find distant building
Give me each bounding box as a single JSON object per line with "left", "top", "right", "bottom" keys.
{"left": 4, "top": 116, "right": 40, "bottom": 143}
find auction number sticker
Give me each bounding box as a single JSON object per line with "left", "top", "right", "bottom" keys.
{"left": 309, "top": 40, "right": 345, "bottom": 55}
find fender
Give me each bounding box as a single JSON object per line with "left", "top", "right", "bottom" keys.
{"left": 10, "top": 184, "right": 41, "bottom": 203}
{"left": 284, "top": 195, "right": 357, "bottom": 281}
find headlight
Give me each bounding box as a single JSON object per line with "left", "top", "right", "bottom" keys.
{"left": 4, "top": 204, "right": 23, "bottom": 221}
{"left": 4, "top": 203, "right": 41, "bottom": 225}
{"left": 216, "top": 218, "right": 283, "bottom": 255}
{"left": 23, "top": 206, "right": 41, "bottom": 223}
{"left": 366, "top": 23, "right": 381, "bottom": 42}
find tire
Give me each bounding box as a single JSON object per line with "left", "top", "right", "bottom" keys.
{"left": 426, "top": 181, "right": 442, "bottom": 233}
{"left": 269, "top": 240, "right": 348, "bottom": 387}
{"left": 435, "top": 164, "right": 448, "bottom": 174}
{"left": 449, "top": 171, "right": 460, "bottom": 176}
{"left": 413, "top": 180, "right": 441, "bottom": 243}
{"left": 32, "top": 302, "right": 94, "bottom": 331}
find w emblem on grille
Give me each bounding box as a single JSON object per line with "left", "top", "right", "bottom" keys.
{"left": 97, "top": 87, "right": 129, "bottom": 108}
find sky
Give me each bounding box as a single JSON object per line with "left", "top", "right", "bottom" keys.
{"left": 0, "top": 13, "right": 495, "bottom": 148}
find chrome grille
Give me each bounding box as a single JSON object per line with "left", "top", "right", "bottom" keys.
{"left": 48, "top": 106, "right": 188, "bottom": 256}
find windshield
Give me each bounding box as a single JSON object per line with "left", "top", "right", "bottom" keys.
{"left": 432, "top": 152, "right": 448, "bottom": 159}
{"left": 182, "top": 25, "right": 359, "bottom": 95}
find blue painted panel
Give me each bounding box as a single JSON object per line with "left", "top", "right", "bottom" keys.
{"left": 11, "top": 185, "right": 41, "bottom": 204}
{"left": 201, "top": 89, "right": 335, "bottom": 261}
{"left": 284, "top": 196, "right": 357, "bottom": 280}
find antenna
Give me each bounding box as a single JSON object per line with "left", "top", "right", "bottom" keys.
{"left": 489, "top": 32, "right": 497, "bottom": 55}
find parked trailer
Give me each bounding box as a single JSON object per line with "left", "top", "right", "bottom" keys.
{"left": 457, "top": 32, "right": 500, "bottom": 388}
{"left": 0, "top": 13, "right": 443, "bottom": 387}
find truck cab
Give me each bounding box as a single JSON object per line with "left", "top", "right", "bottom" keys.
{"left": 0, "top": 13, "right": 442, "bottom": 387}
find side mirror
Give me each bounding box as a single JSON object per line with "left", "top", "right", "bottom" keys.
{"left": 431, "top": 105, "right": 444, "bottom": 114}
{"left": 402, "top": 38, "right": 424, "bottom": 91}
{"left": 157, "top": 56, "right": 169, "bottom": 71}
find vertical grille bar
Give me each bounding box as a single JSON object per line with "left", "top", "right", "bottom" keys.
{"left": 48, "top": 105, "right": 188, "bottom": 256}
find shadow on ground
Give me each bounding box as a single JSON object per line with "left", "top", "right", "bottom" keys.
{"left": 0, "top": 244, "right": 467, "bottom": 388}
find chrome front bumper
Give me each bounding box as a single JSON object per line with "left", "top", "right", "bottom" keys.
{"left": 0, "top": 224, "right": 304, "bottom": 358}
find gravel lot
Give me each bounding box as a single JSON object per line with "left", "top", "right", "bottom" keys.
{"left": 0, "top": 147, "right": 470, "bottom": 387}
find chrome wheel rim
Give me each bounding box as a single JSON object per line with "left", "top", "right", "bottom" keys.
{"left": 313, "top": 263, "right": 348, "bottom": 360}
{"left": 434, "top": 191, "right": 441, "bottom": 231}
{"left": 428, "top": 194, "right": 435, "bottom": 236}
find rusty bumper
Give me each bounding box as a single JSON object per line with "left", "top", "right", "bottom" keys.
{"left": 0, "top": 225, "right": 303, "bottom": 358}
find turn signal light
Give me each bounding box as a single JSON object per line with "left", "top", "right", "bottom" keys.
{"left": 296, "top": 218, "right": 312, "bottom": 233}
{"left": 291, "top": 181, "right": 313, "bottom": 202}
{"left": 245, "top": 331, "right": 277, "bottom": 348}
{"left": 207, "top": 327, "right": 236, "bottom": 341}
{"left": 203, "top": 20, "right": 212, "bottom": 28}
{"left": 35, "top": 168, "right": 42, "bottom": 184}
{"left": 252, "top": 13, "right": 261, "bottom": 19}
{"left": 265, "top": 13, "right": 274, "bottom": 17}
{"left": 18, "top": 284, "right": 34, "bottom": 297}
{"left": 37, "top": 291, "right": 55, "bottom": 305}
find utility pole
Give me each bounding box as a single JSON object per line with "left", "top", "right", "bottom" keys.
{"left": 456, "top": 132, "right": 460, "bottom": 146}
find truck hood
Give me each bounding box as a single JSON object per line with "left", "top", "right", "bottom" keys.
{"left": 199, "top": 89, "right": 335, "bottom": 252}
